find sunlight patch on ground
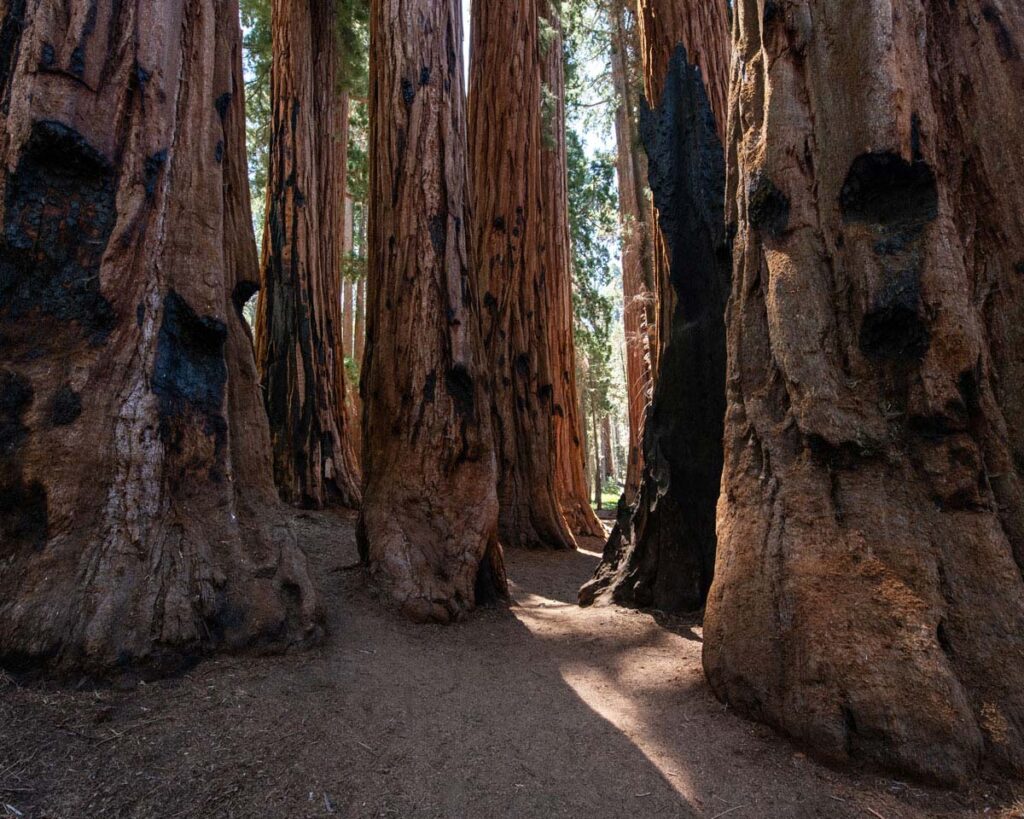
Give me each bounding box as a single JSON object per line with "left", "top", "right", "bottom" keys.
{"left": 510, "top": 587, "right": 702, "bottom": 808}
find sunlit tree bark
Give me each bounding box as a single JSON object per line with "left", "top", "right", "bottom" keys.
{"left": 704, "top": 0, "right": 1024, "bottom": 785}
{"left": 539, "top": 0, "right": 604, "bottom": 539}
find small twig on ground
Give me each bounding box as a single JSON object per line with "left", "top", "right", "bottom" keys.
{"left": 865, "top": 808, "right": 888, "bottom": 819}
{"left": 634, "top": 792, "right": 651, "bottom": 798}
{"left": 710, "top": 805, "right": 747, "bottom": 819}
{"left": 95, "top": 715, "right": 175, "bottom": 746}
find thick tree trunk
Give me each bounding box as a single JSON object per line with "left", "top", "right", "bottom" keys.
{"left": 539, "top": 0, "right": 604, "bottom": 539}
{"left": 254, "top": 0, "right": 361, "bottom": 510}
{"left": 704, "top": 0, "right": 1024, "bottom": 786}
{"left": 0, "top": 0, "right": 319, "bottom": 675}
{"left": 469, "top": 0, "right": 577, "bottom": 550}
{"left": 580, "top": 46, "right": 729, "bottom": 614}
{"left": 636, "top": 0, "right": 730, "bottom": 360}
{"left": 360, "top": 0, "right": 507, "bottom": 623}
{"left": 610, "top": 1, "right": 656, "bottom": 503}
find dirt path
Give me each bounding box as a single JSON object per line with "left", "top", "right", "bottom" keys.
{"left": 1, "top": 510, "right": 1019, "bottom": 818}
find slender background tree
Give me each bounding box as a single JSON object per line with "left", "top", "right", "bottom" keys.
{"left": 470, "top": 0, "right": 577, "bottom": 551}
{"left": 253, "top": 0, "right": 362, "bottom": 509}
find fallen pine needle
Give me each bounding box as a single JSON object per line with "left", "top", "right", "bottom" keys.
{"left": 710, "top": 805, "right": 747, "bottom": 819}
{"left": 865, "top": 809, "right": 887, "bottom": 819}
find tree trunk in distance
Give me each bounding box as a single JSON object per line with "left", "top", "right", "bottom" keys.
{"left": 360, "top": 0, "right": 507, "bottom": 623}
{"left": 611, "top": 1, "right": 656, "bottom": 504}
{"left": 342, "top": 279, "right": 355, "bottom": 357}
{"left": 580, "top": 46, "right": 729, "bottom": 614}
{"left": 636, "top": 0, "right": 730, "bottom": 361}
{"left": 601, "top": 416, "right": 615, "bottom": 479}
{"left": 0, "top": 0, "right": 320, "bottom": 676}
{"left": 254, "top": 0, "right": 361, "bottom": 509}
{"left": 469, "top": 0, "right": 577, "bottom": 550}
{"left": 354, "top": 276, "right": 366, "bottom": 369}
{"left": 704, "top": 0, "right": 1024, "bottom": 786}
{"left": 539, "top": 0, "right": 604, "bottom": 539}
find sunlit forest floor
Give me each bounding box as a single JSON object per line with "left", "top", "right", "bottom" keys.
{"left": 2, "top": 511, "right": 1020, "bottom": 818}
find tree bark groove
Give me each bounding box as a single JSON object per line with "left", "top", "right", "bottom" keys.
{"left": 704, "top": 0, "right": 1024, "bottom": 785}
{"left": 0, "top": 0, "right": 320, "bottom": 676}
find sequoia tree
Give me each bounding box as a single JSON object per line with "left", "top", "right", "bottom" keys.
{"left": 253, "top": 0, "right": 361, "bottom": 509}
{"left": 359, "top": 0, "right": 507, "bottom": 622}
{"left": 636, "top": 0, "right": 730, "bottom": 357}
{"left": 704, "top": 0, "right": 1024, "bottom": 785}
{"left": 580, "top": 45, "right": 729, "bottom": 613}
{"left": 0, "top": 0, "right": 319, "bottom": 674}
{"left": 539, "top": 0, "right": 604, "bottom": 539}
{"left": 610, "top": 0, "right": 656, "bottom": 502}
{"left": 470, "top": 0, "right": 577, "bottom": 551}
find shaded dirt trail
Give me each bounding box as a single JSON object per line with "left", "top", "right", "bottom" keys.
{"left": 1, "top": 511, "right": 1019, "bottom": 817}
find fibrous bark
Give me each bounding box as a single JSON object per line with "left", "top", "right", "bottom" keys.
{"left": 539, "top": 0, "right": 604, "bottom": 539}
{"left": 580, "top": 46, "right": 729, "bottom": 613}
{"left": 610, "top": 0, "right": 656, "bottom": 503}
{"left": 704, "top": 0, "right": 1024, "bottom": 785}
{"left": 636, "top": 0, "right": 730, "bottom": 360}
{"left": 360, "top": 0, "right": 507, "bottom": 622}
{"left": 0, "top": 0, "right": 319, "bottom": 675}
{"left": 254, "top": 0, "right": 361, "bottom": 509}
{"left": 469, "top": 0, "right": 577, "bottom": 550}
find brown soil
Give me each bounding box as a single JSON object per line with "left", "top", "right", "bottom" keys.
{"left": 1, "top": 510, "right": 1020, "bottom": 818}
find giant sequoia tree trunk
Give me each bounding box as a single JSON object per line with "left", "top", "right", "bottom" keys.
{"left": 704, "top": 0, "right": 1024, "bottom": 785}
{"left": 580, "top": 46, "right": 729, "bottom": 613}
{"left": 0, "top": 0, "right": 319, "bottom": 675}
{"left": 539, "top": 0, "right": 604, "bottom": 540}
{"left": 610, "top": 0, "right": 656, "bottom": 503}
{"left": 636, "top": 0, "right": 730, "bottom": 360}
{"left": 253, "top": 0, "right": 361, "bottom": 510}
{"left": 469, "top": 0, "right": 576, "bottom": 551}
{"left": 360, "top": 0, "right": 507, "bottom": 623}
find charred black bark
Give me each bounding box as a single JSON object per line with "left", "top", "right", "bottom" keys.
{"left": 581, "top": 46, "right": 730, "bottom": 613}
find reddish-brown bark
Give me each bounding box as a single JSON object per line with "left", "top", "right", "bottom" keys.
{"left": 254, "top": 0, "right": 361, "bottom": 510}
{"left": 0, "top": 0, "right": 319, "bottom": 675}
{"left": 470, "top": 0, "right": 577, "bottom": 551}
{"left": 360, "top": 0, "right": 507, "bottom": 622}
{"left": 610, "top": 0, "right": 656, "bottom": 502}
{"left": 704, "top": 0, "right": 1024, "bottom": 785}
{"left": 539, "top": 0, "right": 604, "bottom": 539}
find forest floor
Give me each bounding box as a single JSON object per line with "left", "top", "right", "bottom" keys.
{"left": 2, "top": 510, "right": 1022, "bottom": 818}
